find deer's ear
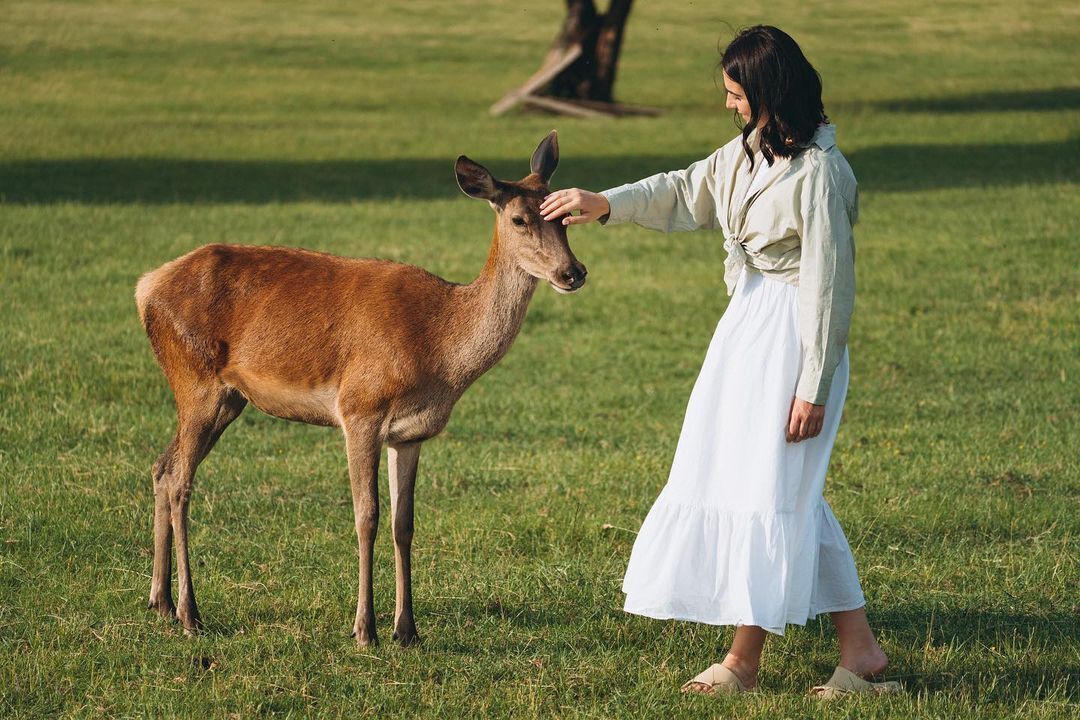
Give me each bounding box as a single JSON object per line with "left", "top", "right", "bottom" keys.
{"left": 530, "top": 130, "right": 559, "bottom": 182}
{"left": 455, "top": 156, "right": 499, "bottom": 200}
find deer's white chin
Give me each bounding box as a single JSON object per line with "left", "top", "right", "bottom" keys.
{"left": 549, "top": 282, "right": 579, "bottom": 295}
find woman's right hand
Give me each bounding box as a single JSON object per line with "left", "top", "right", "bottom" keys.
{"left": 540, "top": 188, "right": 610, "bottom": 226}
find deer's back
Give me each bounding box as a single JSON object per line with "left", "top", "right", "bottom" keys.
{"left": 136, "top": 243, "right": 461, "bottom": 427}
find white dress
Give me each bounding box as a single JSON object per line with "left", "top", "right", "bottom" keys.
{"left": 621, "top": 152, "right": 866, "bottom": 635}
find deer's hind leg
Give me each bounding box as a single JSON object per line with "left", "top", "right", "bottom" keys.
{"left": 169, "top": 383, "right": 247, "bottom": 633}
{"left": 148, "top": 355, "right": 246, "bottom": 631}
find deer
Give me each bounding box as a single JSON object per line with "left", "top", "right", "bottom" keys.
{"left": 134, "top": 131, "right": 586, "bottom": 647}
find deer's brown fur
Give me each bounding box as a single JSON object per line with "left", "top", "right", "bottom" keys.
{"left": 136, "top": 132, "right": 585, "bottom": 645}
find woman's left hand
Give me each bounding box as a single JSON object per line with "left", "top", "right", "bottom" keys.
{"left": 540, "top": 188, "right": 610, "bottom": 225}
{"left": 786, "top": 398, "right": 825, "bottom": 442}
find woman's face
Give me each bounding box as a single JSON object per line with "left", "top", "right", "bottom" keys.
{"left": 722, "top": 72, "right": 753, "bottom": 123}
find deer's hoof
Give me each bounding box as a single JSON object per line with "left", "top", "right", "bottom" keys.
{"left": 178, "top": 611, "right": 204, "bottom": 636}
{"left": 147, "top": 597, "right": 178, "bottom": 622}
{"left": 350, "top": 628, "right": 379, "bottom": 647}
{"left": 393, "top": 629, "right": 422, "bottom": 648}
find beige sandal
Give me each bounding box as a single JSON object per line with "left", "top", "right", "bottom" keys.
{"left": 680, "top": 663, "right": 750, "bottom": 694}
{"left": 810, "top": 666, "right": 903, "bottom": 699}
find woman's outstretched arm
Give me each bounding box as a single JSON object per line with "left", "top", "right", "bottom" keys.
{"left": 541, "top": 149, "right": 725, "bottom": 232}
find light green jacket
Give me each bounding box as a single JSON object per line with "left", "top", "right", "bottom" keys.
{"left": 600, "top": 123, "right": 857, "bottom": 405}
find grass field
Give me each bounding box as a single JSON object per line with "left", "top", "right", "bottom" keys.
{"left": 1, "top": 1, "right": 1078, "bottom": 717}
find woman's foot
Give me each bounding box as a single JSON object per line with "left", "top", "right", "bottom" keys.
{"left": 682, "top": 625, "right": 766, "bottom": 694}
{"left": 721, "top": 653, "right": 759, "bottom": 690}
{"left": 810, "top": 665, "right": 903, "bottom": 699}
{"left": 680, "top": 653, "right": 759, "bottom": 694}
{"left": 831, "top": 607, "right": 889, "bottom": 679}
{"left": 839, "top": 644, "right": 888, "bottom": 679}
{"left": 680, "top": 661, "right": 755, "bottom": 694}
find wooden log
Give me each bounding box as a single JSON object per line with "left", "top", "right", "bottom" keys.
{"left": 490, "top": 45, "right": 582, "bottom": 117}
{"left": 518, "top": 95, "right": 664, "bottom": 119}
{"left": 566, "top": 97, "right": 663, "bottom": 117}
{"left": 519, "top": 94, "right": 612, "bottom": 119}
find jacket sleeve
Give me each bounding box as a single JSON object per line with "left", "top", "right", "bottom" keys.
{"left": 794, "top": 161, "right": 858, "bottom": 405}
{"left": 598, "top": 149, "right": 723, "bottom": 232}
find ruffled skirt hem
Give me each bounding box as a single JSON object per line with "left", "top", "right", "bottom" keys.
{"left": 621, "top": 495, "right": 864, "bottom": 635}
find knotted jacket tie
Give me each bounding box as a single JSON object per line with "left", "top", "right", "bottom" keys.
{"left": 722, "top": 235, "right": 748, "bottom": 296}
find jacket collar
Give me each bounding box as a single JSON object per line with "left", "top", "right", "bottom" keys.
{"left": 811, "top": 123, "right": 836, "bottom": 150}
{"left": 746, "top": 123, "right": 836, "bottom": 153}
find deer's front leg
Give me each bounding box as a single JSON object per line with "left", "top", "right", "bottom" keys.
{"left": 388, "top": 442, "right": 421, "bottom": 647}
{"left": 343, "top": 416, "right": 382, "bottom": 647}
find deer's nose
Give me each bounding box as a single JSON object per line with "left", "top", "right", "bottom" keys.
{"left": 563, "top": 264, "right": 587, "bottom": 290}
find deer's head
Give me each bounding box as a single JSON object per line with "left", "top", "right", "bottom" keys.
{"left": 455, "top": 131, "right": 587, "bottom": 294}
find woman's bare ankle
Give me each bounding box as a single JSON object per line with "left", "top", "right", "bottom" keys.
{"left": 839, "top": 644, "right": 888, "bottom": 678}
{"left": 721, "top": 652, "right": 759, "bottom": 689}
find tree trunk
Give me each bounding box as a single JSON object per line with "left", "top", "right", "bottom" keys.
{"left": 548, "top": 0, "right": 633, "bottom": 103}
{"left": 490, "top": 0, "right": 658, "bottom": 118}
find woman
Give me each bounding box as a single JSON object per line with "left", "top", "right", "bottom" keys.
{"left": 540, "top": 26, "right": 901, "bottom": 698}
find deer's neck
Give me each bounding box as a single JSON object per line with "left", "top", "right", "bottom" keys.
{"left": 445, "top": 228, "right": 539, "bottom": 388}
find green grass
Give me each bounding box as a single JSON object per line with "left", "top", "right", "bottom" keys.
{"left": 1, "top": 0, "right": 1078, "bottom": 717}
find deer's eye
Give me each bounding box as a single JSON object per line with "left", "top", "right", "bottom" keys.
{"left": 511, "top": 216, "right": 527, "bottom": 227}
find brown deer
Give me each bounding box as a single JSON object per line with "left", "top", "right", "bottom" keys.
{"left": 135, "top": 132, "right": 585, "bottom": 646}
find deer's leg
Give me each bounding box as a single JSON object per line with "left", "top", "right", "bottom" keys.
{"left": 169, "top": 387, "right": 247, "bottom": 633}
{"left": 388, "top": 441, "right": 421, "bottom": 647}
{"left": 343, "top": 416, "right": 383, "bottom": 647}
{"left": 148, "top": 437, "right": 178, "bottom": 619}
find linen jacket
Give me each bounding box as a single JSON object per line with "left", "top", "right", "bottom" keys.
{"left": 600, "top": 123, "right": 858, "bottom": 405}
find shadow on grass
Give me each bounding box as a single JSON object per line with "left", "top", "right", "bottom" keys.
{"left": 431, "top": 595, "right": 1078, "bottom": 702}
{"left": 157, "top": 588, "right": 1078, "bottom": 703}
{"left": 0, "top": 138, "right": 1076, "bottom": 205}
{"left": 852, "top": 86, "right": 1080, "bottom": 113}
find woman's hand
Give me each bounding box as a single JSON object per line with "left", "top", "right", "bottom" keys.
{"left": 786, "top": 398, "right": 825, "bottom": 442}
{"left": 540, "top": 188, "right": 610, "bottom": 226}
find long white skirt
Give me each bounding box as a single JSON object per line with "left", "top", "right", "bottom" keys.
{"left": 622, "top": 269, "right": 865, "bottom": 635}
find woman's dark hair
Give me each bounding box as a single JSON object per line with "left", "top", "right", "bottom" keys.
{"left": 719, "top": 25, "right": 828, "bottom": 170}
